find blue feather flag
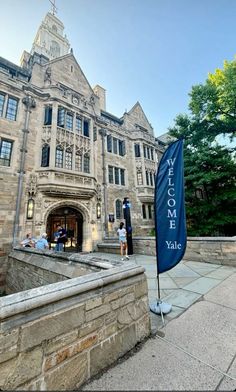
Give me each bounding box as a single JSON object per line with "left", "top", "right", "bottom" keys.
{"left": 155, "top": 139, "right": 187, "bottom": 274}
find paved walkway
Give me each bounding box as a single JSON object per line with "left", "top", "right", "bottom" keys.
{"left": 81, "top": 252, "right": 236, "bottom": 391}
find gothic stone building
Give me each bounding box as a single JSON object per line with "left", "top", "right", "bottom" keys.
{"left": 0, "top": 11, "right": 164, "bottom": 253}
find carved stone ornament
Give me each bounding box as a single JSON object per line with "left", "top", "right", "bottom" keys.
{"left": 72, "top": 95, "right": 80, "bottom": 105}
{"left": 44, "top": 67, "right": 52, "bottom": 83}
{"left": 96, "top": 183, "right": 102, "bottom": 201}
{"left": 27, "top": 173, "right": 37, "bottom": 197}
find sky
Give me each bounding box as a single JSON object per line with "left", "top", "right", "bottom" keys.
{"left": 1, "top": 0, "right": 236, "bottom": 137}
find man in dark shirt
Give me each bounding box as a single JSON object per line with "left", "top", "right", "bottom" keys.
{"left": 56, "top": 225, "right": 67, "bottom": 252}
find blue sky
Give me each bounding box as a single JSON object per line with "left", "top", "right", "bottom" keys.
{"left": 1, "top": 0, "right": 236, "bottom": 137}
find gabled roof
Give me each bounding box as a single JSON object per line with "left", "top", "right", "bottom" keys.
{"left": 127, "top": 101, "right": 153, "bottom": 130}
{"left": 43, "top": 52, "right": 94, "bottom": 94}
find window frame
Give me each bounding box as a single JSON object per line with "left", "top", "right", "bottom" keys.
{"left": 0, "top": 139, "right": 13, "bottom": 167}
{"left": 5, "top": 96, "right": 18, "bottom": 121}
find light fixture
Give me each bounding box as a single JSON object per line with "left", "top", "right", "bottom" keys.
{"left": 97, "top": 203, "right": 101, "bottom": 219}
{"left": 27, "top": 198, "right": 34, "bottom": 219}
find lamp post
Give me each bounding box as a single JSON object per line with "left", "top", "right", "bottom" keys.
{"left": 123, "top": 197, "right": 133, "bottom": 255}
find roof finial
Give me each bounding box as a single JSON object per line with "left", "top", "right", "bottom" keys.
{"left": 49, "top": 0, "right": 58, "bottom": 15}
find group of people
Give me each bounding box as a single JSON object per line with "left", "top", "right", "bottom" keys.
{"left": 20, "top": 224, "right": 67, "bottom": 252}
{"left": 20, "top": 222, "right": 129, "bottom": 259}
{"left": 20, "top": 232, "right": 49, "bottom": 249}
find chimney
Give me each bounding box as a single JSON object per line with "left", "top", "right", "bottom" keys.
{"left": 93, "top": 85, "right": 106, "bottom": 111}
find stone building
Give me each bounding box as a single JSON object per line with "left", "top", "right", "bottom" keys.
{"left": 0, "top": 10, "right": 164, "bottom": 254}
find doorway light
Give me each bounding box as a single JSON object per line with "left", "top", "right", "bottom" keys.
{"left": 27, "top": 198, "right": 34, "bottom": 219}
{"left": 97, "top": 203, "right": 101, "bottom": 219}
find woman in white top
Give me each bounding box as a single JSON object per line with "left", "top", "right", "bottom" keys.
{"left": 117, "top": 222, "right": 129, "bottom": 261}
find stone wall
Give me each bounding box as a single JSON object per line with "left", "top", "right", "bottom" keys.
{"left": 99, "top": 236, "right": 236, "bottom": 266}
{"left": 6, "top": 248, "right": 101, "bottom": 294}
{"left": 0, "top": 249, "right": 7, "bottom": 295}
{"left": 0, "top": 251, "right": 150, "bottom": 390}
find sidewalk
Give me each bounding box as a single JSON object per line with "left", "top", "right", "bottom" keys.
{"left": 81, "top": 253, "right": 236, "bottom": 391}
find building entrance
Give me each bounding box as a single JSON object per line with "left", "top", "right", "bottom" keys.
{"left": 46, "top": 206, "right": 83, "bottom": 252}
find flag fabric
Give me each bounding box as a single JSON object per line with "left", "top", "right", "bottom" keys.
{"left": 155, "top": 139, "right": 187, "bottom": 274}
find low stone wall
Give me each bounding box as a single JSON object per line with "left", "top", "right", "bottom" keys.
{"left": 6, "top": 248, "right": 102, "bottom": 294}
{"left": 99, "top": 236, "right": 236, "bottom": 266}
{"left": 0, "top": 250, "right": 150, "bottom": 390}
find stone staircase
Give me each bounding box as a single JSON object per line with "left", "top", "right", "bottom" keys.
{"left": 97, "top": 238, "right": 120, "bottom": 254}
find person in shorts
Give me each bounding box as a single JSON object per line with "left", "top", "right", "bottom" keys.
{"left": 117, "top": 222, "right": 129, "bottom": 261}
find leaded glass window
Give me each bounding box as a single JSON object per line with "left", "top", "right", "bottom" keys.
{"left": 66, "top": 112, "right": 73, "bottom": 131}
{"left": 55, "top": 146, "right": 63, "bottom": 168}
{"left": 107, "top": 135, "right": 112, "bottom": 152}
{"left": 6, "top": 97, "right": 18, "bottom": 121}
{"left": 113, "top": 138, "right": 118, "bottom": 154}
{"left": 137, "top": 171, "right": 143, "bottom": 185}
{"left": 65, "top": 149, "right": 72, "bottom": 169}
{"left": 115, "top": 167, "right": 119, "bottom": 184}
{"left": 0, "top": 139, "right": 13, "bottom": 166}
{"left": 84, "top": 154, "right": 90, "bottom": 173}
{"left": 115, "top": 199, "right": 122, "bottom": 219}
{"left": 0, "top": 93, "right": 5, "bottom": 117}
{"left": 134, "top": 143, "right": 141, "bottom": 157}
{"left": 75, "top": 152, "right": 82, "bottom": 171}
{"left": 57, "top": 107, "right": 65, "bottom": 127}
{"left": 41, "top": 144, "right": 50, "bottom": 167}
{"left": 108, "top": 165, "right": 113, "bottom": 183}
{"left": 76, "top": 116, "right": 82, "bottom": 133}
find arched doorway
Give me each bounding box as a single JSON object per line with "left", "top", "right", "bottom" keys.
{"left": 46, "top": 206, "right": 83, "bottom": 252}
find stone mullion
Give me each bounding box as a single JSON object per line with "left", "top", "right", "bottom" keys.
{"left": 49, "top": 102, "right": 58, "bottom": 169}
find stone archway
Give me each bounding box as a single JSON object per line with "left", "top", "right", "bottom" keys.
{"left": 46, "top": 205, "right": 84, "bottom": 252}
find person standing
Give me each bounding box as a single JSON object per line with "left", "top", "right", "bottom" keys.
{"left": 117, "top": 222, "right": 129, "bottom": 261}
{"left": 55, "top": 224, "right": 67, "bottom": 252}
{"left": 35, "top": 233, "right": 49, "bottom": 250}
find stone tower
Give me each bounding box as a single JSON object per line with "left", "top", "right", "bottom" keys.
{"left": 31, "top": 12, "right": 70, "bottom": 60}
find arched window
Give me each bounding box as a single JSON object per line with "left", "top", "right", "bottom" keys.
{"left": 55, "top": 146, "right": 63, "bottom": 168}
{"left": 41, "top": 144, "right": 50, "bottom": 167}
{"left": 50, "top": 40, "right": 60, "bottom": 58}
{"left": 65, "top": 148, "right": 72, "bottom": 170}
{"left": 115, "top": 199, "right": 122, "bottom": 219}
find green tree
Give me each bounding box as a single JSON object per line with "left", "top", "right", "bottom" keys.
{"left": 169, "top": 59, "right": 236, "bottom": 236}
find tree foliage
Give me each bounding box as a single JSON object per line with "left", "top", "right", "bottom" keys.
{"left": 169, "top": 59, "right": 236, "bottom": 236}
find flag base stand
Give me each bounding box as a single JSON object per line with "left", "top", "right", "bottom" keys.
{"left": 150, "top": 300, "right": 172, "bottom": 315}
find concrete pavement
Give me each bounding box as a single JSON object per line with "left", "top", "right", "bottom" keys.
{"left": 81, "top": 253, "right": 236, "bottom": 391}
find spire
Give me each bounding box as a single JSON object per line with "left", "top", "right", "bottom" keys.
{"left": 49, "top": 0, "right": 58, "bottom": 16}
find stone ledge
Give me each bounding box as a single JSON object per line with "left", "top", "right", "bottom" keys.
{"left": 0, "top": 261, "right": 145, "bottom": 320}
